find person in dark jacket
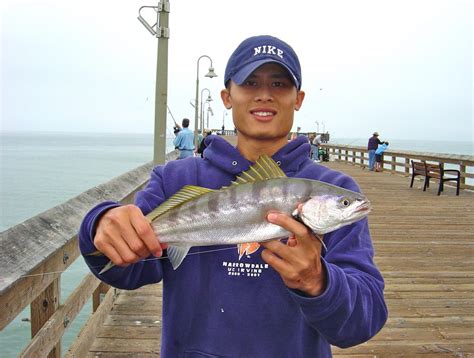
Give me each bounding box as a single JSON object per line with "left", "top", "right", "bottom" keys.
{"left": 197, "top": 129, "right": 212, "bottom": 158}
{"left": 79, "top": 35, "right": 387, "bottom": 357}
{"left": 367, "top": 132, "right": 384, "bottom": 171}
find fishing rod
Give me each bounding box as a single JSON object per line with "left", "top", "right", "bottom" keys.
{"left": 167, "top": 105, "right": 179, "bottom": 127}
{"left": 167, "top": 105, "right": 181, "bottom": 135}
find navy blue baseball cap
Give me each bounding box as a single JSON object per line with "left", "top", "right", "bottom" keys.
{"left": 224, "top": 35, "right": 302, "bottom": 90}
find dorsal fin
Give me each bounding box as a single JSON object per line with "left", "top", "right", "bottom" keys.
{"left": 231, "top": 155, "right": 286, "bottom": 186}
{"left": 146, "top": 185, "right": 215, "bottom": 221}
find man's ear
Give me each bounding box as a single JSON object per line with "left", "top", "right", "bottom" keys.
{"left": 294, "top": 90, "right": 305, "bottom": 111}
{"left": 221, "top": 89, "right": 232, "bottom": 109}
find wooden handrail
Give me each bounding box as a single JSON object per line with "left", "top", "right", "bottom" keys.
{"left": 0, "top": 150, "right": 178, "bottom": 357}
{"left": 323, "top": 144, "right": 474, "bottom": 190}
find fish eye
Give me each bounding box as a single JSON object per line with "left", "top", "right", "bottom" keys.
{"left": 341, "top": 198, "right": 351, "bottom": 207}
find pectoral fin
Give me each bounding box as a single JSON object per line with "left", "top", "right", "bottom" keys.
{"left": 167, "top": 245, "right": 192, "bottom": 270}
{"left": 99, "top": 260, "right": 115, "bottom": 275}
{"left": 87, "top": 251, "right": 116, "bottom": 274}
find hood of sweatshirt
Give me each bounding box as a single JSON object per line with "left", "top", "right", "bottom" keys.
{"left": 203, "top": 135, "right": 311, "bottom": 177}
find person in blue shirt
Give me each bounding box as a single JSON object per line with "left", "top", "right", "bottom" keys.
{"left": 375, "top": 141, "right": 389, "bottom": 172}
{"left": 173, "top": 118, "right": 195, "bottom": 159}
{"left": 79, "top": 35, "right": 387, "bottom": 357}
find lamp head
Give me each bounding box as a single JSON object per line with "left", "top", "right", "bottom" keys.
{"left": 205, "top": 67, "right": 218, "bottom": 78}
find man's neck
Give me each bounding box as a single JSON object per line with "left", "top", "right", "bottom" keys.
{"left": 236, "top": 136, "right": 289, "bottom": 162}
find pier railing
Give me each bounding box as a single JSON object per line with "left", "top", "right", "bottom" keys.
{"left": 1, "top": 144, "right": 472, "bottom": 356}
{"left": 324, "top": 143, "right": 474, "bottom": 190}
{"left": 0, "top": 151, "right": 178, "bottom": 358}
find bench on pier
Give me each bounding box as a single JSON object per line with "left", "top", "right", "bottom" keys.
{"left": 410, "top": 160, "right": 460, "bottom": 195}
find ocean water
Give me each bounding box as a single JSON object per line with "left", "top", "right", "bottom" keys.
{"left": 0, "top": 132, "right": 173, "bottom": 357}
{"left": 0, "top": 131, "right": 472, "bottom": 357}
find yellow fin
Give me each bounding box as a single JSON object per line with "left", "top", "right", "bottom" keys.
{"left": 231, "top": 155, "right": 286, "bottom": 185}
{"left": 146, "top": 185, "right": 215, "bottom": 221}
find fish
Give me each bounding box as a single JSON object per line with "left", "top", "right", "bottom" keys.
{"left": 90, "top": 155, "right": 371, "bottom": 272}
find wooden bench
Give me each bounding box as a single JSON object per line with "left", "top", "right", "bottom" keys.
{"left": 410, "top": 160, "right": 460, "bottom": 195}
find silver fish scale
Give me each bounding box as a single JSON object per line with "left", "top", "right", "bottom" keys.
{"left": 152, "top": 178, "right": 315, "bottom": 246}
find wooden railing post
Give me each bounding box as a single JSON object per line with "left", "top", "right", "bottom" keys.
{"left": 460, "top": 164, "right": 466, "bottom": 187}
{"left": 391, "top": 156, "right": 396, "bottom": 174}
{"left": 93, "top": 282, "right": 111, "bottom": 312}
{"left": 31, "top": 278, "right": 61, "bottom": 358}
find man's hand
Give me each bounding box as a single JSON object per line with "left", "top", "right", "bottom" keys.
{"left": 94, "top": 205, "right": 167, "bottom": 267}
{"left": 261, "top": 212, "right": 327, "bottom": 297}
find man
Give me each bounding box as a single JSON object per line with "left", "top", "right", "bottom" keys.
{"left": 79, "top": 35, "right": 387, "bottom": 357}
{"left": 313, "top": 133, "right": 322, "bottom": 161}
{"left": 173, "top": 118, "right": 194, "bottom": 159}
{"left": 367, "top": 131, "right": 384, "bottom": 171}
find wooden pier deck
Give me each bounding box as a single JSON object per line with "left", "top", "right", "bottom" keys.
{"left": 85, "top": 161, "right": 474, "bottom": 357}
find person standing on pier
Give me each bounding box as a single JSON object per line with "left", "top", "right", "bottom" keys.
{"left": 197, "top": 129, "right": 212, "bottom": 158}
{"left": 375, "top": 141, "right": 389, "bottom": 172}
{"left": 173, "top": 118, "right": 195, "bottom": 159}
{"left": 367, "top": 131, "right": 384, "bottom": 171}
{"left": 79, "top": 35, "right": 387, "bottom": 357}
{"left": 313, "top": 133, "right": 322, "bottom": 161}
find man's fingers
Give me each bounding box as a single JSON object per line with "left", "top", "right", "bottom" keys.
{"left": 94, "top": 205, "right": 163, "bottom": 267}
{"left": 95, "top": 225, "right": 139, "bottom": 266}
{"left": 287, "top": 235, "right": 298, "bottom": 247}
{"left": 267, "top": 212, "right": 313, "bottom": 242}
{"left": 261, "top": 246, "right": 292, "bottom": 274}
{"left": 129, "top": 206, "right": 163, "bottom": 257}
{"left": 267, "top": 212, "right": 306, "bottom": 236}
{"left": 98, "top": 244, "right": 125, "bottom": 267}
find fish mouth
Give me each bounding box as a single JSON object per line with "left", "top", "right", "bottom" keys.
{"left": 354, "top": 201, "right": 371, "bottom": 214}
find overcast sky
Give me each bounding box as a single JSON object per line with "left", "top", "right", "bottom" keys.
{"left": 1, "top": 0, "right": 472, "bottom": 141}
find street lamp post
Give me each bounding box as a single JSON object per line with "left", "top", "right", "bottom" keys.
{"left": 138, "top": 1, "right": 170, "bottom": 165}
{"left": 203, "top": 102, "right": 213, "bottom": 129}
{"left": 200, "top": 88, "right": 212, "bottom": 133}
{"left": 194, "top": 55, "right": 217, "bottom": 150}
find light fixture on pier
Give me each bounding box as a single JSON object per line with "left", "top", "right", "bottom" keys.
{"left": 200, "top": 88, "right": 213, "bottom": 133}
{"left": 194, "top": 56, "right": 217, "bottom": 149}
{"left": 137, "top": 1, "right": 170, "bottom": 164}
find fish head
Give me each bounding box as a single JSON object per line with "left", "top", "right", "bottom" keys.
{"left": 297, "top": 192, "right": 371, "bottom": 234}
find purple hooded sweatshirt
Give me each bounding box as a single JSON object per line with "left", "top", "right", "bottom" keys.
{"left": 79, "top": 135, "right": 387, "bottom": 358}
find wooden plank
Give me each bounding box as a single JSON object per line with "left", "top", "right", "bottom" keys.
{"left": 21, "top": 273, "right": 102, "bottom": 357}
{"left": 30, "top": 278, "right": 60, "bottom": 358}
{"left": 89, "top": 338, "right": 160, "bottom": 354}
{"left": 66, "top": 283, "right": 118, "bottom": 357}
{"left": 97, "top": 325, "right": 162, "bottom": 339}
{"left": 0, "top": 238, "right": 79, "bottom": 330}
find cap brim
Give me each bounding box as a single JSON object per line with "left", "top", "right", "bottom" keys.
{"left": 231, "top": 59, "right": 300, "bottom": 89}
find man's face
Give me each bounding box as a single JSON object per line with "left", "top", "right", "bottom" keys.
{"left": 221, "top": 63, "right": 305, "bottom": 142}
